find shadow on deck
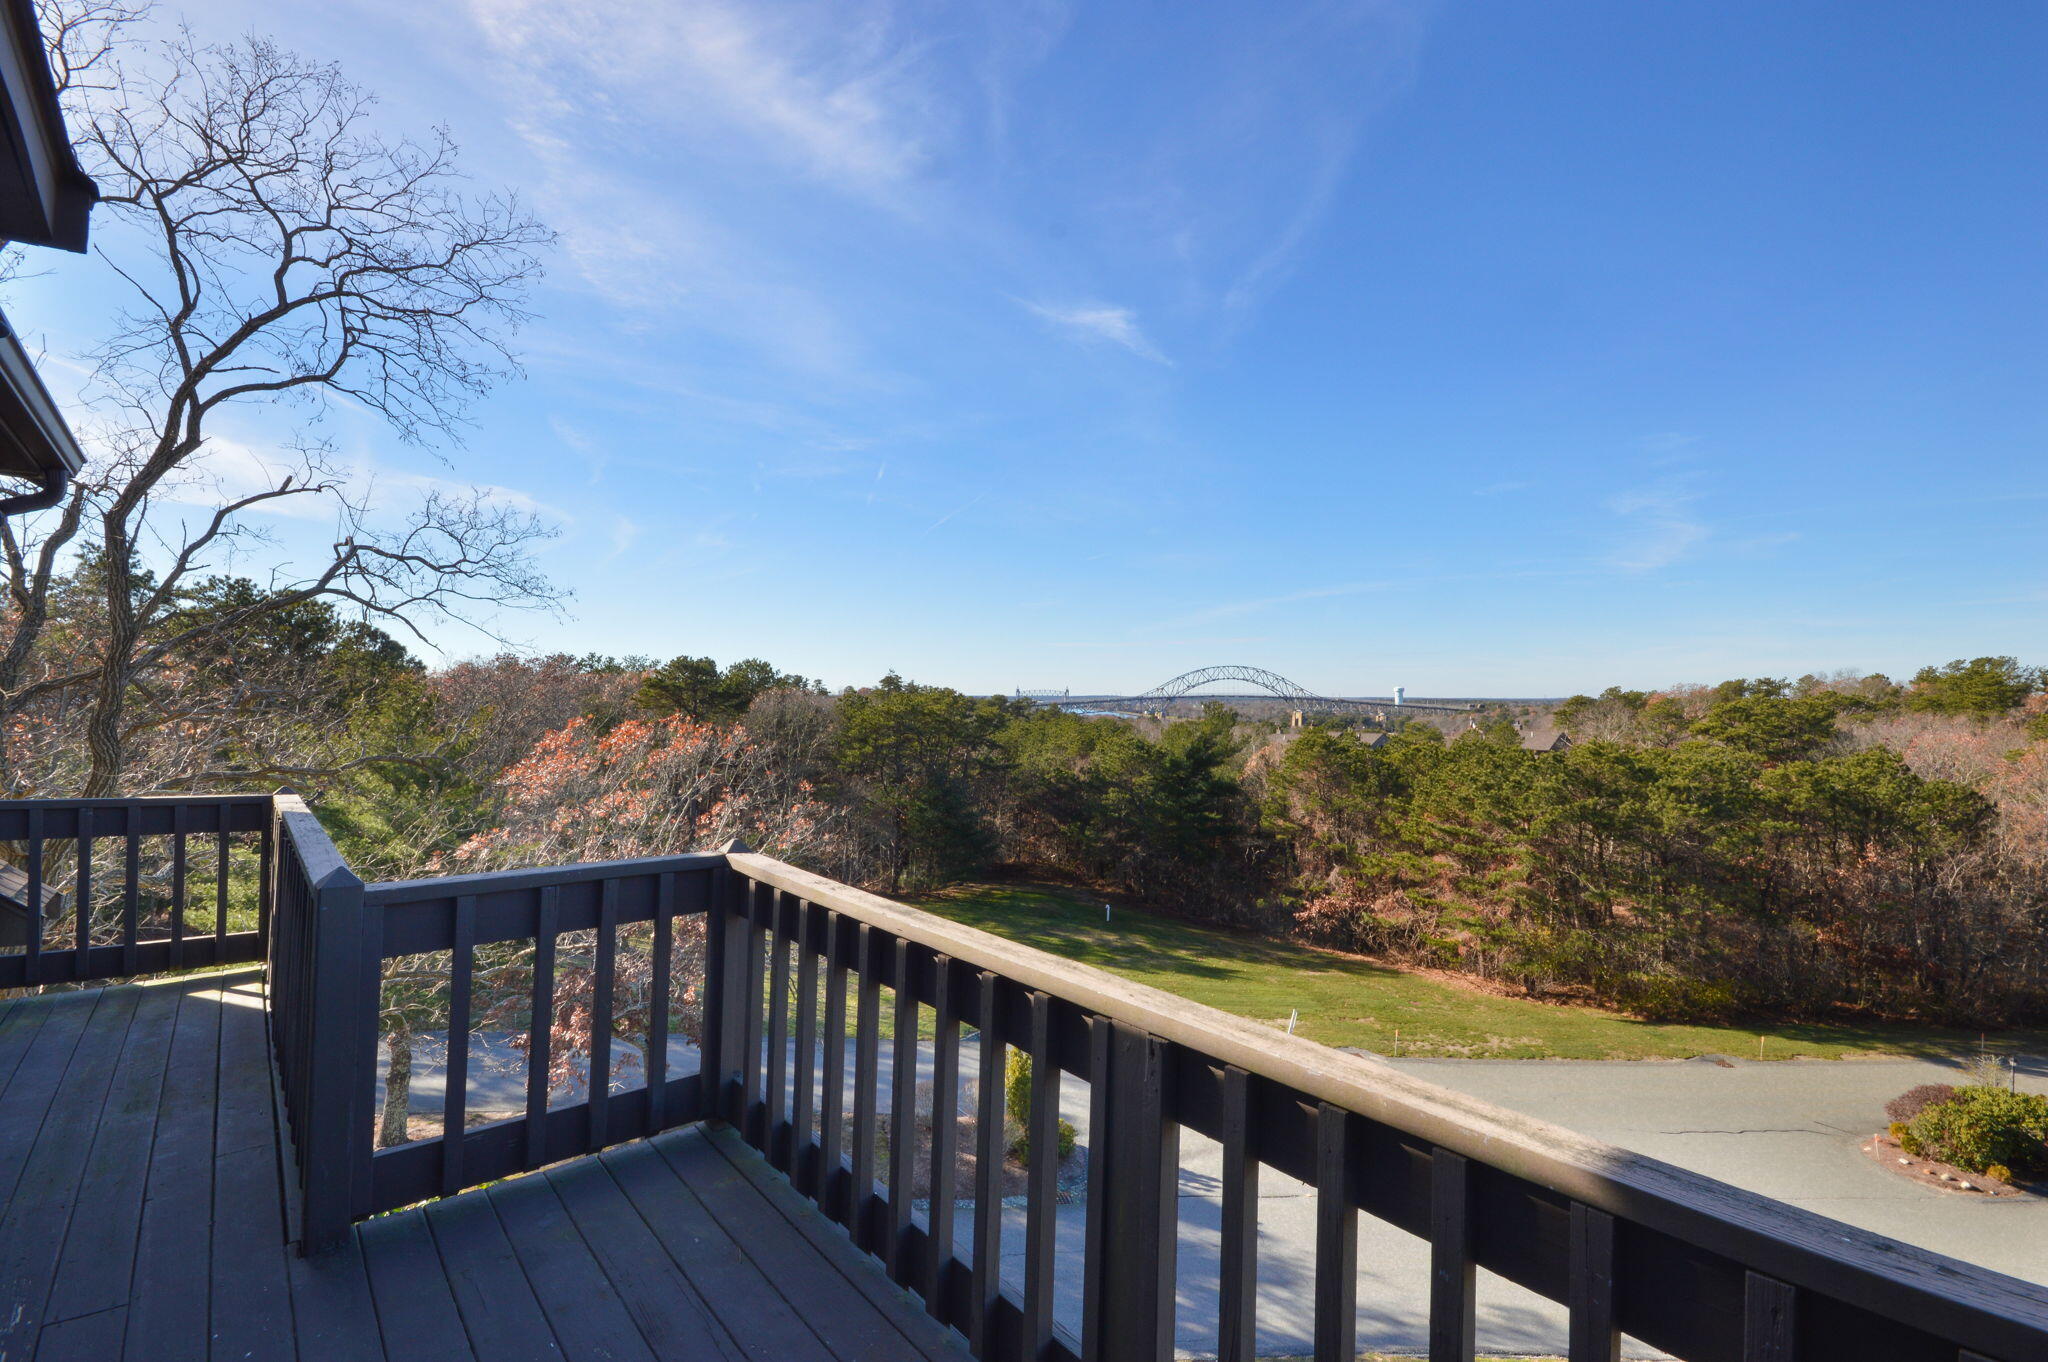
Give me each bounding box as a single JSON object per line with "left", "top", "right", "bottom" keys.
{"left": 0, "top": 969, "right": 966, "bottom": 1362}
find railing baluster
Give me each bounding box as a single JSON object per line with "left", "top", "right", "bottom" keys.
{"left": 706, "top": 862, "right": 743, "bottom": 1123}
{"left": 525, "top": 885, "right": 560, "bottom": 1171}
{"left": 442, "top": 894, "right": 475, "bottom": 1198}
{"left": 766, "top": 892, "right": 793, "bottom": 1170}
{"left": 589, "top": 877, "right": 618, "bottom": 1150}
{"left": 121, "top": 801, "right": 140, "bottom": 975}
{"left": 74, "top": 812, "right": 92, "bottom": 967}
{"left": 925, "top": 953, "right": 960, "bottom": 1319}
{"left": 793, "top": 900, "right": 821, "bottom": 1196}
{"left": 1430, "top": 1149, "right": 1475, "bottom": 1362}
{"left": 1568, "top": 1203, "right": 1618, "bottom": 1362}
{"left": 258, "top": 807, "right": 273, "bottom": 962}
{"left": 1083, "top": 1019, "right": 1176, "bottom": 1362}
{"left": 214, "top": 823, "right": 229, "bottom": 954}
{"left": 22, "top": 806, "right": 41, "bottom": 985}
{"left": 648, "top": 871, "right": 674, "bottom": 1132}
{"left": 169, "top": 804, "right": 187, "bottom": 970}
{"left": 851, "top": 923, "right": 881, "bottom": 1253}
{"left": 819, "top": 909, "right": 848, "bottom": 1223}
{"left": 888, "top": 936, "right": 918, "bottom": 1282}
{"left": 1745, "top": 1272, "right": 1796, "bottom": 1362}
{"left": 1082, "top": 1016, "right": 1111, "bottom": 1354}
{"left": 969, "top": 970, "right": 1005, "bottom": 1354}
{"left": 1218, "top": 1065, "right": 1257, "bottom": 1362}
{"left": 742, "top": 881, "right": 768, "bottom": 1145}
{"left": 1314, "top": 1102, "right": 1356, "bottom": 1362}
{"left": 1023, "top": 990, "right": 1058, "bottom": 1362}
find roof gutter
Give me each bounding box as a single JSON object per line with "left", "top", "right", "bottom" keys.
{"left": 0, "top": 459, "right": 64, "bottom": 515}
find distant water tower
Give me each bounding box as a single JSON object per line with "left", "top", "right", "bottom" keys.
{"left": 1394, "top": 686, "right": 1405, "bottom": 707}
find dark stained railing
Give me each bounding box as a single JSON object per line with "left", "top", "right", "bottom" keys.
{"left": 10, "top": 790, "right": 2048, "bottom": 1360}
{"left": 357, "top": 852, "right": 722, "bottom": 1215}
{"left": 716, "top": 851, "right": 2048, "bottom": 1362}
{"left": 269, "top": 791, "right": 377, "bottom": 1252}
{"left": 0, "top": 794, "right": 271, "bottom": 988}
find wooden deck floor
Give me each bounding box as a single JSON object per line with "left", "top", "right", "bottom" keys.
{"left": 0, "top": 969, "right": 968, "bottom": 1362}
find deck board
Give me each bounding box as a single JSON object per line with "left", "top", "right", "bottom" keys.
{"left": 685, "top": 1125, "right": 969, "bottom": 1362}
{"left": 359, "top": 1209, "right": 479, "bottom": 1362}
{"left": 123, "top": 977, "right": 223, "bottom": 1362}
{"left": 0, "top": 972, "right": 968, "bottom": 1362}
{"left": 46, "top": 981, "right": 181, "bottom": 1323}
{"left": 422, "top": 1189, "right": 566, "bottom": 1362}
{"left": 487, "top": 1172, "right": 661, "bottom": 1362}
{"left": 599, "top": 1139, "right": 841, "bottom": 1359}
{"left": 0, "top": 984, "right": 139, "bottom": 1356}
{"left": 542, "top": 1156, "right": 745, "bottom": 1362}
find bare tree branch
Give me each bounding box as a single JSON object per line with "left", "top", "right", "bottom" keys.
{"left": 0, "top": 4, "right": 560, "bottom": 797}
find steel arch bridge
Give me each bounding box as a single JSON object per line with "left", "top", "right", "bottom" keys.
{"left": 1027, "top": 665, "right": 1476, "bottom": 718}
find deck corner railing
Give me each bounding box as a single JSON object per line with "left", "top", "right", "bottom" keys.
{"left": 268, "top": 790, "right": 377, "bottom": 1254}
{"left": 10, "top": 789, "right": 2048, "bottom": 1362}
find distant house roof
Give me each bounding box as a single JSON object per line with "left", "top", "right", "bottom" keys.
{"left": 1519, "top": 727, "right": 1571, "bottom": 753}
{"left": 1356, "top": 731, "right": 1390, "bottom": 749}
{"left": 0, "top": 860, "right": 62, "bottom": 948}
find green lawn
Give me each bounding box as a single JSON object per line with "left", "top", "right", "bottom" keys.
{"left": 909, "top": 884, "right": 2036, "bottom": 1062}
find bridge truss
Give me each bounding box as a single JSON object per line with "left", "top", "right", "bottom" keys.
{"left": 1029, "top": 665, "right": 1476, "bottom": 719}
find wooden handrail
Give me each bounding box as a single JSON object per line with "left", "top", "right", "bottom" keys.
{"left": 726, "top": 850, "right": 2048, "bottom": 1360}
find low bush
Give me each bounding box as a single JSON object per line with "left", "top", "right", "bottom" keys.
{"left": 1904, "top": 1087, "right": 2048, "bottom": 1177}
{"left": 1987, "top": 1164, "right": 2015, "bottom": 1185}
{"left": 1884, "top": 1084, "right": 1957, "bottom": 1124}
{"left": 1004, "top": 1048, "right": 1079, "bottom": 1167}
{"left": 1013, "top": 1116, "right": 1079, "bottom": 1168}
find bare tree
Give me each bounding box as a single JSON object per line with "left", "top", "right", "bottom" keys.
{"left": 0, "top": 6, "right": 558, "bottom": 795}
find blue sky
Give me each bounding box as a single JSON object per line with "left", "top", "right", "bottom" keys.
{"left": 14, "top": 0, "right": 2046, "bottom": 696}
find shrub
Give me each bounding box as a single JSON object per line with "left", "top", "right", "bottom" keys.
{"left": 1898, "top": 1127, "right": 1923, "bottom": 1157}
{"left": 1004, "top": 1048, "right": 1033, "bottom": 1129}
{"left": 1887, "top": 1121, "right": 1909, "bottom": 1142}
{"left": 1905, "top": 1087, "right": 2048, "bottom": 1176}
{"left": 1986, "top": 1164, "right": 2015, "bottom": 1185}
{"left": 1885, "top": 1084, "right": 1957, "bottom": 1124}
{"left": 1012, "top": 1117, "right": 1078, "bottom": 1168}
{"left": 1004, "top": 1049, "right": 1078, "bottom": 1167}
{"left": 1613, "top": 972, "right": 1740, "bottom": 1023}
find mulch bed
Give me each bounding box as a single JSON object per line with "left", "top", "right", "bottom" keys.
{"left": 1861, "top": 1132, "right": 2029, "bottom": 1197}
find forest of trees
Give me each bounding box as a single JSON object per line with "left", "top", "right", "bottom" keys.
{"left": 12, "top": 566, "right": 2042, "bottom": 1035}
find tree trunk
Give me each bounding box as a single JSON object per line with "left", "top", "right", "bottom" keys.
{"left": 83, "top": 519, "right": 139, "bottom": 798}
{"left": 379, "top": 1023, "right": 412, "bottom": 1148}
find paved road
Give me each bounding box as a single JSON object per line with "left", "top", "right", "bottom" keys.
{"left": 382, "top": 1035, "right": 2048, "bottom": 1357}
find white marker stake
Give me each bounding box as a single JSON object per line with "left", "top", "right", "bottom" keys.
{"left": 1287, "top": 1008, "right": 1298, "bottom": 1036}
{"left": 1105, "top": 902, "right": 1112, "bottom": 924}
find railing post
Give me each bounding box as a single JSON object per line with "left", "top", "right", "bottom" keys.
{"left": 707, "top": 841, "right": 753, "bottom": 1124}
{"left": 1080, "top": 1019, "right": 1177, "bottom": 1362}
{"left": 298, "top": 859, "right": 375, "bottom": 1255}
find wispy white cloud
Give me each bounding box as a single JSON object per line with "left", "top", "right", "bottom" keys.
{"left": 598, "top": 514, "right": 642, "bottom": 567}
{"left": 466, "top": 0, "right": 936, "bottom": 200}
{"left": 165, "top": 434, "right": 557, "bottom": 524}
{"left": 920, "top": 489, "right": 990, "bottom": 536}
{"left": 157, "top": 438, "right": 335, "bottom": 522}
{"left": 1021, "top": 300, "right": 1167, "bottom": 362}
{"left": 1604, "top": 485, "right": 1708, "bottom": 571}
